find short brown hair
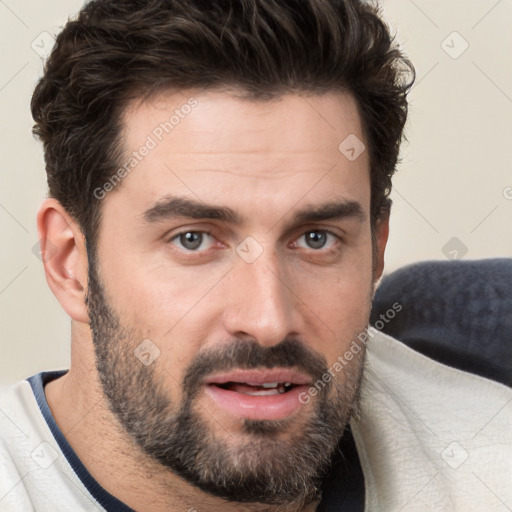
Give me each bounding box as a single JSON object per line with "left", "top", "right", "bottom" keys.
{"left": 31, "top": 0, "right": 414, "bottom": 252}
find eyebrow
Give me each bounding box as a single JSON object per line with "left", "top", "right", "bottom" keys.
{"left": 142, "top": 195, "right": 365, "bottom": 225}
{"left": 293, "top": 201, "right": 365, "bottom": 224}
{"left": 143, "top": 196, "right": 242, "bottom": 224}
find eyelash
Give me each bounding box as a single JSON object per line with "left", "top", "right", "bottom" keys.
{"left": 167, "top": 228, "right": 342, "bottom": 254}
{"left": 167, "top": 230, "right": 217, "bottom": 251}
{"left": 293, "top": 230, "right": 339, "bottom": 250}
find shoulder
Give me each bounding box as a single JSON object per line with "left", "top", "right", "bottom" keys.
{"left": 0, "top": 376, "right": 103, "bottom": 511}
{"left": 353, "top": 331, "right": 512, "bottom": 511}
{"left": 0, "top": 378, "right": 47, "bottom": 510}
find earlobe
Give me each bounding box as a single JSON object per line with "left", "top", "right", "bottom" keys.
{"left": 36, "top": 199, "right": 90, "bottom": 323}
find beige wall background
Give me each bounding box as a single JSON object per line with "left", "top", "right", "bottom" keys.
{"left": 1, "top": 1, "right": 511, "bottom": 385}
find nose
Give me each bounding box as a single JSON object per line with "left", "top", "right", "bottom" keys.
{"left": 222, "top": 250, "right": 303, "bottom": 347}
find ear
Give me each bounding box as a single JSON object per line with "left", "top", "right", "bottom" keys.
{"left": 36, "top": 198, "right": 90, "bottom": 323}
{"left": 372, "top": 210, "right": 390, "bottom": 284}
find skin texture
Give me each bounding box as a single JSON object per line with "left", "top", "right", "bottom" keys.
{"left": 40, "top": 89, "right": 389, "bottom": 512}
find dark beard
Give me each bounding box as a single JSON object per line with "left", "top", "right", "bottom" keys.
{"left": 86, "top": 258, "right": 365, "bottom": 509}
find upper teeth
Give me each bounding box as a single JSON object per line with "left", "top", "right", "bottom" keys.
{"left": 261, "top": 382, "right": 292, "bottom": 388}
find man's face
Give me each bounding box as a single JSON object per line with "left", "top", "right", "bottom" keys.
{"left": 86, "top": 90, "right": 385, "bottom": 506}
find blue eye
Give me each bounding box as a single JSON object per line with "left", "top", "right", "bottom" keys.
{"left": 296, "top": 230, "right": 336, "bottom": 250}
{"left": 170, "top": 231, "right": 214, "bottom": 251}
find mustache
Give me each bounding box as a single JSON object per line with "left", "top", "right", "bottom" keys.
{"left": 181, "top": 338, "right": 329, "bottom": 398}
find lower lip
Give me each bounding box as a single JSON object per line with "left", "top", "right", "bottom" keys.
{"left": 203, "top": 384, "right": 310, "bottom": 421}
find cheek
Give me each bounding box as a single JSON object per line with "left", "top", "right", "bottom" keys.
{"left": 329, "top": 263, "right": 373, "bottom": 320}
{"left": 317, "top": 283, "right": 372, "bottom": 361}
{"left": 292, "top": 254, "right": 374, "bottom": 360}
{"left": 101, "top": 248, "right": 226, "bottom": 325}
{"left": 95, "top": 259, "right": 209, "bottom": 377}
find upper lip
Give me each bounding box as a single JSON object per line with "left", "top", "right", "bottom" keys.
{"left": 204, "top": 369, "right": 313, "bottom": 386}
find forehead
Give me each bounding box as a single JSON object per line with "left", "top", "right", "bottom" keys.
{"left": 110, "top": 89, "right": 370, "bottom": 221}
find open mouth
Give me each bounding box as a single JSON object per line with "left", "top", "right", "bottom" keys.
{"left": 212, "top": 381, "right": 296, "bottom": 396}
{"left": 203, "top": 369, "right": 312, "bottom": 420}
